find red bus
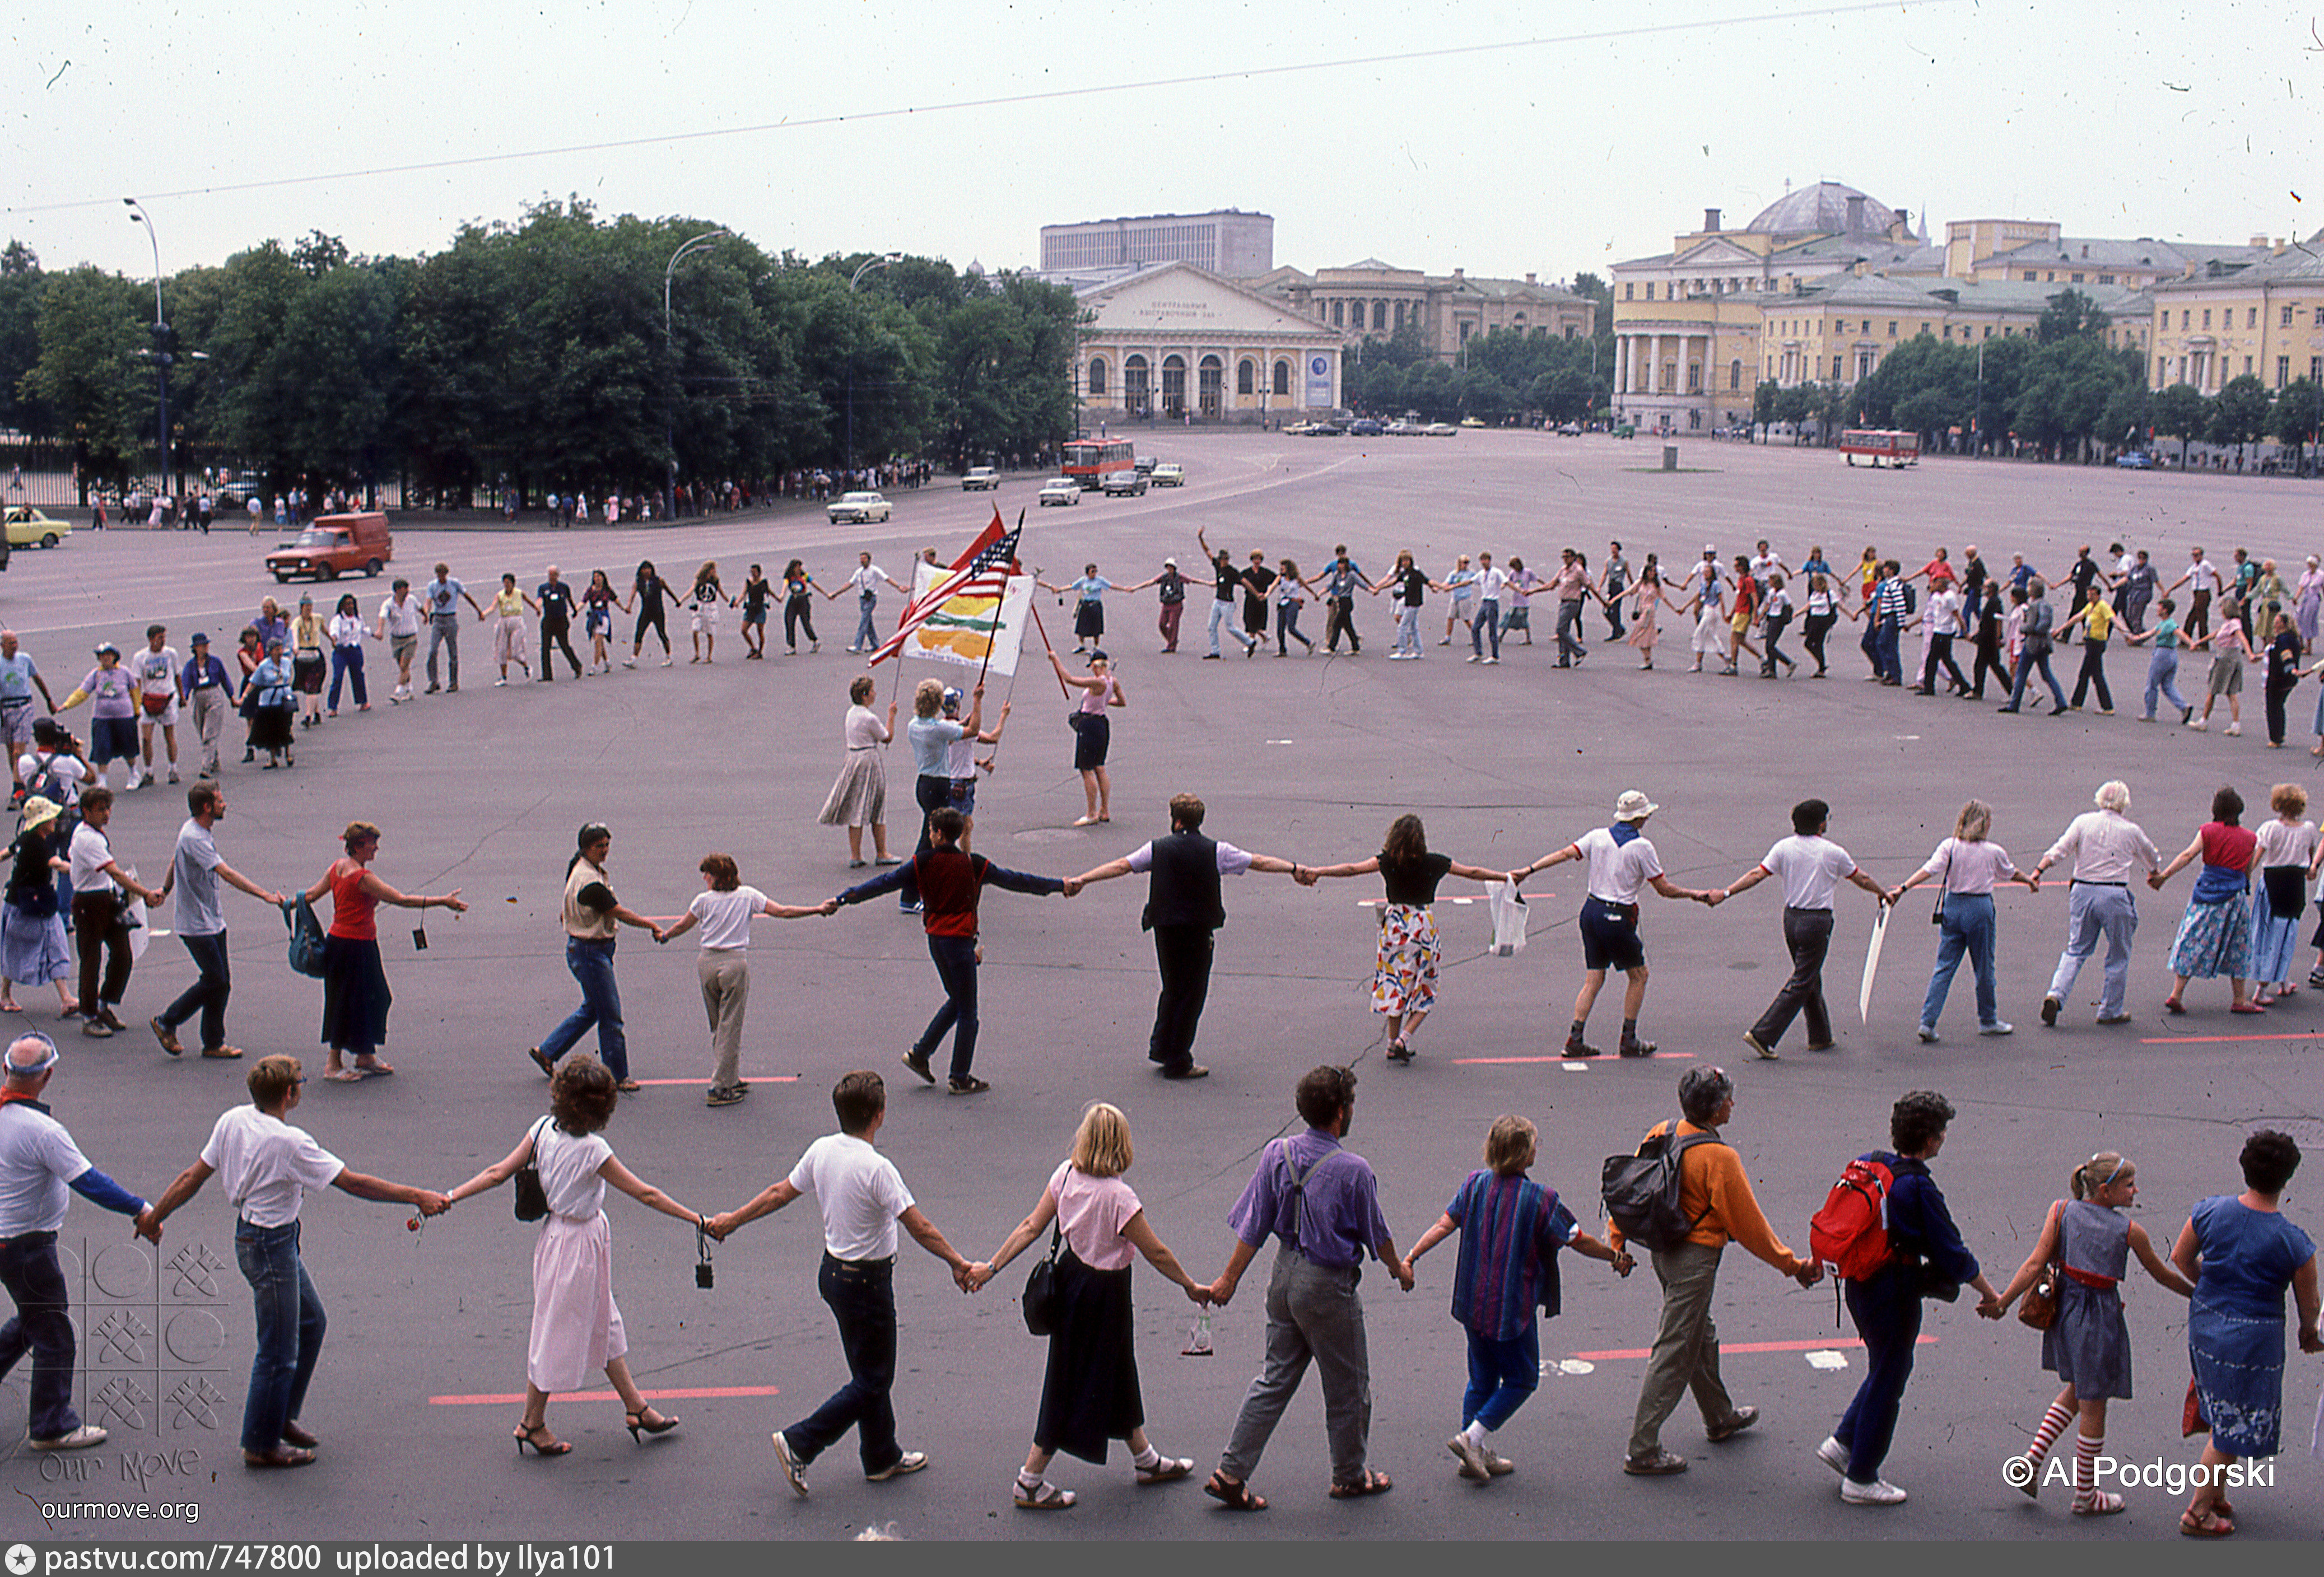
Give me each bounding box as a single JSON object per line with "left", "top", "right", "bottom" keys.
{"left": 1840, "top": 429, "right": 1920, "bottom": 467}
{"left": 1061, "top": 438, "right": 1134, "bottom": 489}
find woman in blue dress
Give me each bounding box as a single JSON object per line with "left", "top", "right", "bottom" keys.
{"left": 2169, "top": 1130, "right": 2321, "bottom": 1538}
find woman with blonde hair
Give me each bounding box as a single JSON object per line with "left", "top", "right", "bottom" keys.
{"left": 1994, "top": 1151, "right": 2194, "bottom": 1517}
{"left": 817, "top": 676, "right": 899, "bottom": 867}
{"left": 446, "top": 1058, "right": 709, "bottom": 1456}
{"left": 1886, "top": 799, "right": 2037, "bottom": 1042}
{"left": 968, "top": 1102, "right": 1208, "bottom": 1509}
{"left": 1048, "top": 648, "right": 1125, "bottom": 827}
{"left": 302, "top": 821, "right": 467, "bottom": 1080}
{"left": 1302, "top": 814, "right": 1507, "bottom": 1061}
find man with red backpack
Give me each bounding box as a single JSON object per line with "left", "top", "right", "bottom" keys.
{"left": 1809, "top": 1091, "right": 2003, "bottom": 1505}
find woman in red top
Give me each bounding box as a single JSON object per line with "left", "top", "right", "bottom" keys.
{"left": 2154, "top": 786, "right": 2262, "bottom": 1015}
{"left": 301, "top": 820, "right": 468, "bottom": 1081}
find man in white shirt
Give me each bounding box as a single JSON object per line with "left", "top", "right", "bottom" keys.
{"left": 146, "top": 1055, "right": 448, "bottom": 1467}
{"left": 131, "top": 623, "right": 182, "bottom": 788}
{"left": 0, "top": 1033, "right": 159, "bottom": 1451}
{"left": 1717, "top": 799, "right": 1888, "bottom": 1058}
{"left": 2027, "top": 781, "right": 2162, "bottom": 1027}
{"left": 151, "top": 784, "right": 285, "bottom": 1061}
{"left": 66, "top": 788, "right": 167, "bottom": 1038}
{"left": 2167, "top": 546, "right": 2221, "bottom": 641}
{"left": 708, "top": 1071, "right": 974, "bottom": 1496}
{"left": 1469, "top": 552, "right": 1511, "bottom": 664}
{"left": 846, "top": 552, "right": 906, "bottom": 654}
{"left": 374, "top": 580, "right": 423, "bottom": 702}
{"left": 1515, "top": 790, "right": 1719, "bottom": 1058}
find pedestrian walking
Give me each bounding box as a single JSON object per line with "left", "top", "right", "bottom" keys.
{"left": 1501, "top": 556, "right": 1540, "bottom": 646}
{"left": 686, "top": 560, "right": 727, "bottom": 664}
{"left": 306, "top": 821, "right": 466, "bottom": 1081}
{"left": 2187, "top": 595, "right": 2256, "bottom": 735}
{"left": 483, "top": 574, "right": 535, "bottom": 686}
{"left": 0, "top": 1032, "right": 160, "bottom": 1453}
{"left": 0, "top": 631, "right": 60, "bottom": 801}
{"left": 2262, "top": 611, "right": 2304, "bottom": 746}
{"left": 1887, "top": 799, "right": 2036, "bottom": 1041}
{"left": 145, "top": 1055, "right": 450, "bottom": 1467}
{"left": 1272, "top": 558, "right": 1315, "bottom": 655}
{"left": 289, "top": 597, "right": 327, "bottom": 729}
{"left": 1720, "top": 798, "right": 1887, "bottom": 1058}
{"left": 55, "top": 643, "right": 138, "bottom": 791}
{"left": 1997, "top": 581, "right": 2067, "bottom": 713}
{"left": 1404, "top": 1114, "right": 1631, "bottom": 1483}
{"left": 1301, "top": 814, "right": 1508, "bottom": 1060}
{"left": 1126, "top": 557, "right": 1195, "bottom": 653}
{"left": 650, "top": 853, "right": 826, "bottom": 1106}
{"left": 1201, "top": 1065, "right": 1410, "bottom": 1510}
{"left": 1239, "top": 551, "right": 1277, "bottom": 650}
{"left": 1049, "top": 648, "right": 1124, "bottom": 827}
{"left": 129, "top": 624, "right": 183, "bottom": 786}
{"left": 1600, "top": 542, "right": 1630, "bottom": 638}
{"left": 323, "top": 596, "right": 370, "bottom": 715}
{"left": 1441, "top": 554, "right": 1478, "bottom": 646}
{"left": 1514, "top": 789, "right": 1720, "bottom": 1058}
{"left": 709, "top": 1070, "right": 979, "bottom": 1497}
{"left": 1993, "top": 1151, "right": 2195, "bottom": 1517}
{"left": 1611, "top": 1066, "right": 1820, "bottom": 1477}
{"left": 2125, "top": 598, "right": 2193, "bottom": 722}
{"left": 1318, "top": 547, "right": 1372, "bottom": 654}
{"left": 1627, "top": 563, "right": 1665, "bottom": 670}
{"left": 236, "top": 640, "right": 296, "bottom": 768}
{"left": 150, "top": 783, "right": 282, "bottom": 1061}
{"left": 422, "top": 563, "right": 483, "bottom": 693}
{"left": 841, "top": 552, "right": 905, "bottom": 656}
{"left": 65, "top": 788, "right": 166, "bottom": 1039}
{"left": 1, "top": 799, "right": 77, "bottom": 1018}
{"left": 444, "top": 1057, "right": 706, "bottom": 1454}
{"left": 2247, "top": 783, "right": 2320, "bottom": 1004}
{"left": 1072, "top": 793, "right": 1301, "bottom": 1081}
{"left": 2155, "top": 786, "right": 2263, "bottom": 1015}
{"left": 1813, "top": 1093, "right": 2002, "bottom": 1505}
{"left": 2028, "top": 781, "right": 2163, "bottom": 1027}
{"left": 536, "top": 566, "right": 582, "bottom": 679}
{"left": 1379, "top": 550, "right": 1435, "bottom": 660}
{"left": 528, "top": 824, "right": 652, "bottom": 1093}
{"left": 1468, "top": 550, "right": 1508, "bottom": 664}
{"left": 966, "top": 1102, "right": 1209, "bottom": 1510}
{"left": 374, "top": 580, "right": 421, "bottom": 702}
{"left": 1548, "top": 548, "right": 1594, "bottom": 667}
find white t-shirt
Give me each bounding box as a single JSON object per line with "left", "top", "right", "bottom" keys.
{"left": 1047, "top": 1159, "right": 1140, "bottom": 1272}
{"left": 2189, "top": 559, "right": 2223, "bottom": 595}
{"left": 67, "top": 822, "right": 118, "bottom": 894}
{"left": 378, "top": 595, "right": 422, "bottom": 639}
{"left": 0, "top": 1104, "right": 97, "bottom": 1236}
{"left": 199, "top": 1105, "right": 344, "bottom": 1229}
{"left": 688, "top": 886, "right": 770, "bottom": 951}
{"left": 533, "top": 1122, "right": 612, "bottom": 1219}
{"left": 847, "top": 565, "right": 888, "bottom": 598}
{"left": 132, "top": 646, "right": 180, "bottom": 698}
{"left": 18, "top": 749, "right": 90, "bottom": 808}
{"left": 789, "top": 1132, "right": 913, "bottom": 1261}
{"left": 1125, "top": 840, "right": 1257, "bottom": 876}
{"left": 1477, "top": 566, "right": 1510, "bottom": 600}
{"left": 1577, "top": 826, "right": 1663, "bottom": 904}
{"left": 1917, "top": 837, "right": 2018, "bottom": 894}
{"left": 1757, "top": 834, "right": 1859, "bottom": 911}
{"left": 2255, "top": 818, "right": 2318, "bottom": 869}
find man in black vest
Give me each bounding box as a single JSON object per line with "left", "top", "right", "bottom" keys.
{"left": 1074, "top": 794, "right": 1304, "bottom": 1080}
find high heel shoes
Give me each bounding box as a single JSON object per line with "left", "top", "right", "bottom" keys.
{"left": 514, "top": 1421, "right": 572, "bottom": 1457}
{"left": 625, "top": 1407, "right": 679, "bottom": 1443}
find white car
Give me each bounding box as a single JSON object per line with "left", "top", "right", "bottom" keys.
{"left": 1150, "top": 462, "right": 1186, "bottom": 487}
{"left": 1037, "top": 478, "right": 1082, "bottom": 506}
{"left": 1424, "top": 422, "right": 1459, "bottom": 436}
{"left": 961, "top": 467, "right": 1000, "bottom": 490}
{"left": 826, "top": 491, "right": 892, "bottom": 524}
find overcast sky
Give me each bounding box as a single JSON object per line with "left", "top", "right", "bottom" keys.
{"left": 7, "top": 0, "right": 2318, "bottom": 288}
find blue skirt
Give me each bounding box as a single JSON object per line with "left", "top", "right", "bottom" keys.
{"left": 2041, "top": 1279, "right": 2131, "bottom": 1400}
{"left": 2250, "top": 888, "right": 2304, "bottom": 985}
{"left": 0, "top": 902, "right": 71, "bottom": 987}
{"left": 2190, "top": 1305, "right": 2289, "bottom": 1456}
{"left": 2168, "top": 897, "right": 2251, "bottom": 979}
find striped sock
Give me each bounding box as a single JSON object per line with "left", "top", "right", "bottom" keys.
{"left": 2071, "top": 1434, "right": 2102, "bottom": 1508}
{"left": 2027, "top": 1401, "right": 2073, "bottom": 1464}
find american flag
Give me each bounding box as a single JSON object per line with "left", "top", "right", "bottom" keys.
{"left": 868, "top": 509, "right": 1022, "bottom": 665}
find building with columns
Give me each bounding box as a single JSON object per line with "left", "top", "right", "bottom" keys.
{"left": 1068, "top": 260, "right": 1342, "bottom": 423}
{"left": 2148, "top": 237, "right": 2324, "bottom": 394}
{"left": 1247, "top": 262, "right": 1594, "bottom": 362}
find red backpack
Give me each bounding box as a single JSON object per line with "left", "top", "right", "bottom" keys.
{"left": 1809, "top": 1155, "right": 1896, "bottom": 1281}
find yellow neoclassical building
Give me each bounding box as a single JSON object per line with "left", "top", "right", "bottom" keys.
{"left": 1067, "top": 261, "right": 1343, "bottom": 423}
{"left": 2148, "top": 239, "right": 2324, "bottom": 393}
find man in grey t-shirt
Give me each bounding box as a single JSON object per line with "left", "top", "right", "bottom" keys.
{"left": 151, "top": 784, "right": 283, "bottom": 1060}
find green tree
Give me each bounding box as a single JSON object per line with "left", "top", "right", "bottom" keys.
{"left": 2151, "top": 382, "right": 2209, "bottom": 466}
{"left": 2207, "top": 374, "right": 2272, "bottom": 464}
{"left": 2009, "top": 337, "right": 2132, "bottom": 460}
{"left": 21, "top": 267, "right": 153, "bottom": 490}
{"left": 1752, "top": 379, "right": 1779, "bottom": 428}
{"left": 2036, "top": 288, "right": 2111, "bottom": 344}
{"left": 2271, "top": 376, "right": 2322, "bottom": 466}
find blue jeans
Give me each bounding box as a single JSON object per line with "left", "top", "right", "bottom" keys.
{"left": 539, "top": 936, "right": 627, "bottom": 1079}
{"left": 1462, "top": 1323, "right": 1540, "bottom": 1433}
{"left": 0, "top": 1233, "right": 81, "bottom": 1441}
{"left": 2007, "top": 651, "right": 2066, "bottom": 710}
{"left": 1874, "top": 615, "right": 1902, "bottom": 682}
{"left": 1835, "top": 1265, "right": 1921, "bottom": 1483}
{"left": 1471, "top": 600, "right": 1502, "bottom": 659}
{"left": 235, "top": 1220, "right": 325, "bottom": 1454}
{"left": 1920, "top": 892, "right": 1999, "bottom": 1029}
{"left": 784, "top": 1253, "right": 901, "bottom": 1473}
{"left": 1555, "top": 599, "right": 1587, "bottom": 663}
{"left": 1207, "top": 599, "right": 1247, "bottom": 656}
{"left": 916, "top": 933, "right": 980, "bottom": 1081}
{"left": 2047, "top": 883, "right": 2138, "bottom": 1019}
{"left": 853, "top": 594, "right": 878, "bottom": 651}
{"left": 2144, "top": 649, "right": 2188, "bottom": 717}
{"left": 327, "top": 645, "right": 366, "bottom": 711}
{"left": 899, "top": 774, "right": 949, "bottom": 909}
{"left": 1275, "top": 603, "right": 1312, "bottom": 654}
{"left": 1394, "top": 605, "right": 1421, "bottom": 656}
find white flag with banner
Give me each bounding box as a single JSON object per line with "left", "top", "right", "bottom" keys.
{"left": 897, "top": 563, "right": 1035, "bottom": 674}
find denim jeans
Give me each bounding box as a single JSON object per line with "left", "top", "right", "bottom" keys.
{"left": 2143, "top": 650, "right": 2188, "bottom": 717}
{"left": 1874, "top": 615, "right": 1902, "bottom": 682}
{"left": 1207, "top": 599, "right": 1247, "bottom": 656}
{"left": 1920, "top": 892, "right": 1999, "bottom": 1029}
{"left": 1555, "top": 599, "right": 1587, "bottom": 663}
{"left": 0, "top": 1233, "right": 81, "bottom": 1440}
{"left": 2046, "top": 883, "right": 2138, "bottom": 1019}
{"left": 1462, "top": 1323, "right": 1540, "bottom": 1433}
{"left": 1835, "top": 1264, "right": 1922, "bottom": 1483}
{"left": 1393, "top": 605, "right": 1421, "bottom": 656}
{"left": 235, "top": 1219, "right": 325, "bottom": 1454}
{"left": 539, "top": 936, "right": 627, "bottom": 1079}
{"left": 853, "top": 594, "right": 878, "bottom": 651}
{"left": 2007, "top": 651, "right": 2066, "bottom": 710}
{"left": 327, "top": 646, "right": 367, "bottom": 711}
{"left": 1275, "top": 603, "right": 1310, "bottom": 654}
{"left": 160, "top": 929, "right": 231, "bottom": 1051}
{"left": 1471, "top": 600, "right": 1502, "bottom": 659}
{"left": 424, "top": 615, "right": 460, "bottom": 687}
{"left": 916, "top": 933, "right": 980, "bottom": 1080}
{"left": 784, "top": 1253, "right": 901, "bottom": 1473}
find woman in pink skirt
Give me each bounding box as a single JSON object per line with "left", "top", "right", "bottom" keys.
{"left": 1626, "top": 561, "right": 1665, "bottom": 670}
{"left": 447, "top": 1058, "right": 709, "bottom": 1455}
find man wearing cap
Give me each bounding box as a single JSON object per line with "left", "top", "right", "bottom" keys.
{"left": 0, "top": 1032, "right": 161, "bottom": 1452}
{"left": 941, "top": 685, "right": 1006, "bottom": 852}
{"left": 0, "top": 631, "right": 59, "bottom": 803}
{"left": 132, "top": 623, "right": 183, "bottom": 788}
{"left": 1715, "top": 798, "right": 1889, "bottom": 1059}
{"left": 1130, "top": 557, "right": 1194, "bottom": 653}
{"left": 145, "top": 1055, "right": 450, "bottom": 1467}
{"left": 181, "top": 634, "right": 234, "bottom": 780}
{"left": 422, "top": 563, "right": 483, "bottom": 694}
{"left": 2027, "top": 781, "right": 2161, "bottom": 1028}
{"left": 151, "top": 784, "right": 285, "bottom": 1061}
{"left": 1609, "top": 1067, "right": 1820, "bottom": 1476}
{"left": 1515, "top": 791, "right": 1719, "bottom": 1059}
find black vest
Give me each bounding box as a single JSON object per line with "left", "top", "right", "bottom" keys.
{"left": 1143, "top": 830, "right": 1225, "bottom": 931}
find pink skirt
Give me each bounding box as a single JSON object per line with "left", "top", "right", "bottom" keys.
{"left": 528, "top": 1212, "right": 627, "bottom": 1393}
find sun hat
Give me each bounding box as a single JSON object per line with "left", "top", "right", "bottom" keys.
{"left": 1613, "top": 790, "right": 1659, "bottom": 822}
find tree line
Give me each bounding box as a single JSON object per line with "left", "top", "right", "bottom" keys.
{"left": 0, "top": 202, "right": 1083, "bottom": 506}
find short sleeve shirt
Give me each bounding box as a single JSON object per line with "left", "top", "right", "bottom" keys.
{"left": 1049, "top": 1159, "right": 1140, "bottom": 1272}
{"left": 789, "top": 1132, "right": 914, "bottom": 1262}
{"left": 425, "top": 578, "right": 464, "bottom": 617}
{"left": 0, "top": 1104, "right": 96, "bottom": 1236}
{"left": 1758, "top": 834, "right": 1858, "bottom": 910}
{"left": 133, "top": 647, "right": 179, "bottom": 698}
{"left": 536, "top": 582, "right": 576, "bottom": 624}
{"left": 0, "top": 654, "right": 36, "bottom": 707}
{"left": 908, "top": 716, "right": 964, "bottom": 777}
{"left": 687, "top": 885, "right": 770, "bottom": 950}
{"left": 199, "top": 1105, "right": 343, "bottom": 1229}
{"left": 79, "top": 666, "right": 136, "bottom": 719}
{"left": 1125, "top": 840, "right": 1256, "bottom": 877}
{"left": 173, "top": 818, "right": 226, "bottom": 937}
{"left": 1577, "top": 826, "right": 1662, "bottom": 904}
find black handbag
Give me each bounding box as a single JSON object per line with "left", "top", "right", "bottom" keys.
{"left": 1019, "top": 1223, "right": 1064, "bottom": 1336}
{"left": 513, "top": 1117, "right": 551, "bottom": 1223}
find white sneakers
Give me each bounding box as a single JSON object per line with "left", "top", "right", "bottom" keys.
{"left": 1841, "top": 1476, "right": 1908, "bottom": 1505}
{"left": 1815, "top": 1436, "right": 1848, "bottom": 1475}
{"left": 2225, "top": 721, "right": 2242, "bottom": 736}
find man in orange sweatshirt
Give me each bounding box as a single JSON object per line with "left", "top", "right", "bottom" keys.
{"left": 1610, "top": 1066, "right": 1820, "bottom": 1475}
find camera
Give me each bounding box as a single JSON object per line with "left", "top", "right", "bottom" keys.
{"left": 695, "top": 1260, "right": 715, "bottom": 1290}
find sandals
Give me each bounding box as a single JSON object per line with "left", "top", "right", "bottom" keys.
{"left": 1203, "top": 1470, "right": 1268, "bottom": 1511}
{"left": 322, "top": 1068, "right": 363, "bottom": 1083}
{"left": 1013, "top": 1478, "right": 1075, "bottom": 1509}
{"left": 1136, "top": 1455, "right": 1194, "bottom": 1485}
{"left": 1385, "top": 1041, "right": 1412, "bottom": 1063}
{"left": 2181, "top": 1506, "right": 2235, "bottom": 1537}
{"left": 513, "top": 1421, "right": 572, "bottom": 1457}
{"left": 1329, "top": 1469, "right": 1392, "bottom": 1499}
{"left": 2072, "top": 1490, "right": 2126, "bottom": 1517}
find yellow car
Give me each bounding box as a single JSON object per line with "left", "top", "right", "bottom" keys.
{"left": 3, "top": 507, "right": 71, "bottom": 549}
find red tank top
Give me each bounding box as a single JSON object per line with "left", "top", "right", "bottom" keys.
{"left": 328, "top": 859, "right": 378, "bottom": 940}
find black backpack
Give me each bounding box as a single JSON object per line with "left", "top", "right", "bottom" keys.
{"left": 1602, "top": 1119, "right": 1722, "bottom": 1252}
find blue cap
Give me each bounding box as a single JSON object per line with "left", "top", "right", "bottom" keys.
{"left": 190, "top": 632, "right": 210, "bottom": 645}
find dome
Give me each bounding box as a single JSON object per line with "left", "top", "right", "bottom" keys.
{"left": 1745, "top": 182, "right": 1897, "bottom": 237}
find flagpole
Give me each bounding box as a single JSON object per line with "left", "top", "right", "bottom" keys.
{"left": 1030, "top": 601, "right": 1073, "bottom": 699}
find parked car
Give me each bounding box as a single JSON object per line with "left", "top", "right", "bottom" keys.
{"left": 1554, "top": 422, "right": 1583, "bottom": 436}
{"left": 827, "top": 491, "right": 892, "bottom": 524}
{"left": 961, "top": 466, "right": 1001, "bottom": 491}
{"left": 264, "top": 511, "right": 393, "bottom": 582}
{"left": 1424, "top": 422, "right": 1459, "bottom": 436}
{"left": 1037, "top": 478, "right": 1082, "bottom": 507}
{"left": 1100, "top": 470, "right": 1148, "bottom": 497}
{"left": 2115, "top": 450, "right": 2155, "bottom": 469}
{"left": 3, "top": 506, "right": 71, "bottom": 549}
{"left": 1132, "top": 454, "right": 1158, "bottom": 475}
{"left": 1150, "top": 462, "right": 1187, "bottom": 487}
{"left": 1349, "top": 418, "right": 1385, "bottom": 436}
{"left": 1384, "top": 420, "right": 1419, "bottom": 436}
{"left": 1286, "top": 421, "right": 1322, "bottom": 436}
{"left": 1459, "top": 417, "right": 1486, "bottom": 428}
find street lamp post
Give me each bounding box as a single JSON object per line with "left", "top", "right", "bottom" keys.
{"left": 663, "top": 228, "right": 730, "bottom": 521}
{"left": 844, "top": 253, "right": 902, "bottom": 480}
{"left": 124, "top": 199, "right": 171, "bottom": 501}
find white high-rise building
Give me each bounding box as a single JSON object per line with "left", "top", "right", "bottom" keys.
{"left": 1041, "top": 211, "right": 1274, "bottom": 277}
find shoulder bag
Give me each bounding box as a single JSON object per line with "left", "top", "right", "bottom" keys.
{"left": 1019, "top": 1221, "right": 1065, "bottom": 1336}
{"left": 513, "top": 1117, "right": 552, "bottom": 1223}
{"left": 2017, "top": 1262, "right": 2060, "bottom": 1331}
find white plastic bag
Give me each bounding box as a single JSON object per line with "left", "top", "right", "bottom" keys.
{"left": 1488, "top": 882, "right": 1529, "bottom": 957}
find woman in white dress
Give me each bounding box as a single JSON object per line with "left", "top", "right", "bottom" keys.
{"left": 817, "top": 675, "right": 901, "bottom": 867}
{"left": 446, "top": 1058, "right": 708, "bottom": 1456}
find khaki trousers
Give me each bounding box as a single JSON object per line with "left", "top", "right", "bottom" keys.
{"left": 1628, "top": 1239, "right": 1739, "bottom": 1461}
{"left": 697, "top": 949, "right": 749, "bottom": 1090}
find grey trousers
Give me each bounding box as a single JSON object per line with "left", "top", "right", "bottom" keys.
{"left": 1628, "top": 1239, "right": 1738, "bottom": 1461}
{"left": 1218, "top": 1247, "right": 1371, "bottom": 1487}
{"left": 191, "top": 687, "right": 226, "bottom": 778}
{"left": 697, "top": 949, "right": 748, "bottom": 1090}
{"left": 425, "top": 615, "right": 460, "bottom": 685}
{"left": 2045, "top": 881, "right": 2137, "bottom": 1019}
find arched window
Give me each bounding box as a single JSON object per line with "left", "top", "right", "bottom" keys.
{"left": 1198, "top": 355, "right": 1223, "bottom": 418}
{"left": 1160, "top": 354, "right": 1186, "bottom": 416}
{"left": 1372, "top": 300, "right": 1386, "bottom": 330}
{"left": 1331, "top": 300, "right": 1344, "bottom": 327}
{"left": 1088, "top": 357, "right": 1108, "bottom": 396}
{"left": 1729, "top": 359, "right": 1742, "bottom": 391}
{"left": 1237, "top": 359, "right": 1255, "bottom": 395}
{"left": 1124, "top": 355, "right": 1151, "bottom": 416}
{"left": 1273, "top": 359, "right": 1291, "bottom": 396}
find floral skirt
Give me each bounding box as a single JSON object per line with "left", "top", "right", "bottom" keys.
{"left": 2168, "top": 897, "right": 2251, "bottom": 980}
{"left": 1371, "top": 903, "right": 1440, "bottom": 1018}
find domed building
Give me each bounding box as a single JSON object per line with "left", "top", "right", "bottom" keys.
{"left": 1745, "top": 182, "right": 1903, "bottom": 241}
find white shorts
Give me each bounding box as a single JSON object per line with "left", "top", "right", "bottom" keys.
{"left": 691, "top": 604, "right": 721, "bottom": 632}
{"left": 138, "top": 694, "right": 179, "bottom": 728}
{"left": 0, "top": 702, "right": 32, "bottom": 748}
